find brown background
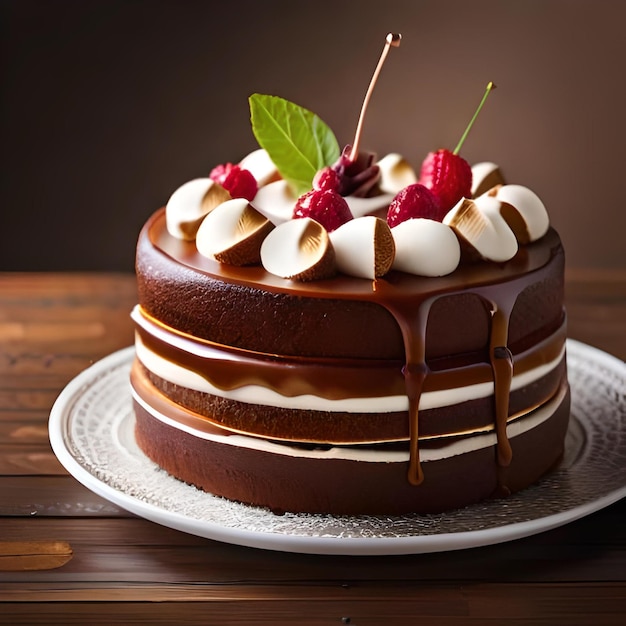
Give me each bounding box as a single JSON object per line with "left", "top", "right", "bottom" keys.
{"left": 1, "top": 0, "right": 625, "bottom": 272}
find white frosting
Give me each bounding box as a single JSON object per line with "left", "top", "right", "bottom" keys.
{"left": 444, "top": 196, "right": 519, "bottom": 262}
{"left": 329, "top": 216, "right": 393, "bottom": 279}
{"left": 377, "top": 153, "right": 418, "bottom": 194}
{"left": 132, "top": 306, "right": 566, "bottom": 415}
{"left": 471, "top": 161, "right": 500, "bottom": 196}
{"left": 132, "top": 381, "right": 568, "bottom": 463}
{"left": 391, "top": 218, "right": 461, "bottom": 276}
{"left": 490, "top": 184, "right": 550, "bottom": 242}
{"left": 238, "top": 148, "right": 278, "bottom": 187}
{"left": 165, "top": 178, "right": 230, "bottom": 240}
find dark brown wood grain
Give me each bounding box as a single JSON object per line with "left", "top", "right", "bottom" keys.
{"left": 0, "top": 271, "right": 624, "bottom": 625}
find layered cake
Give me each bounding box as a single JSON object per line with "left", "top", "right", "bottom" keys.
{"left": 131, "top": 38, "right": 569, "bottom": 515}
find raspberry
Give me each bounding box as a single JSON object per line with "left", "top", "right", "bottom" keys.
{"left": 293, "top": 189, "right": 353, "bottom": 232}
{"left": 313, "top": 166, "right": 341, "bottom": 192}
{"left": 210, "top": 163, "right": 258, "bottom": 201}
{"left": 386, "top": 183, "right": 443, "bottom": 227}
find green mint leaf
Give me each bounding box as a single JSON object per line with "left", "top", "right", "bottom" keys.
{"left": 249, "top": 94, "right": 340, "bottom": 196}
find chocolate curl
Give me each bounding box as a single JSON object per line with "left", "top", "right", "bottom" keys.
{"left": 332, "top": 145, "right": 381, "bottom": 197}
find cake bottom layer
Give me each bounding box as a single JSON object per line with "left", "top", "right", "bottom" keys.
{"left": 132, "top": 371, "right": 571, "bottom": 516}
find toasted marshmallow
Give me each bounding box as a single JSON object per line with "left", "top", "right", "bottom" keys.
{"left": 487, "top": 184, "right": 549, "bottom": 243}
{"left": 239, "top": 149, "right": 280, "bottom": 187}
{"left": 261, "top": 217, "right": 336, "bottom": 281}
{"left": 377, "top": 153, "right": 418, "bottom": 194}
{"left": 391, "top": 218, "right": 461, "bottom": 277}
{"left": 252, "top": 180, "right": 298, "bottom": 225}
{"left": 444, "top": 196, "right": 518, "bottom": 263}
{"left": 329, "top": 216, "right": 395, "bottom": 279}
{"left": 471, "top": 162, "right": 505, "bottom": 197}
{"left": 196, "top": 197, "right": 274, "bottom": 266}
{"left": 165, "top": 178, "right": 231, "bottom": 240}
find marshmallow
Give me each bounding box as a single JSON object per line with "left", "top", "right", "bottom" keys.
{"left": 392, "top": 218, "right": 461, "bottom": 277}
{"left": 239, "top": 149, "right": 280, "bottom": 187}
{"left": 165, "top": 178, "right": 231, "bottom": 240}
{"left": 471, "top": 162, "right": 505, "bottom": 197}
{"left": 377, "top": 153, "right": 418, "bottom": 194}
{"left": 196, "top": 198, "right": 273, "bottom": 266}
{"left": 444, "top": 196, "right": 518, "bottom": 263}
{"left": 252, "top": 180, "right": 298, "bottom": 225}
{"left": 329, "top": 216, "right": 395, "bottom": 279}
{"left": 261, "top": 217, "right": 336, "bottom": 281}
{"left": 487, "top": 184, "right": 549, "bottom": 243}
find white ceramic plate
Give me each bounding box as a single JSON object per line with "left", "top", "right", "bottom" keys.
{"left": 49, "top": 340, "right": 626, "bottom": 555}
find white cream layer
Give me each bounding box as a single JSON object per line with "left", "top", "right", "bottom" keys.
{"left": 132, "top": 381, "right": 567, "bottom": 463}
{"left": 132, "top": 306, "right": 566, "bottom": 414}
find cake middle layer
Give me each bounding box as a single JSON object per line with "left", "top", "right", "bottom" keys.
{"left": 132, "top": 305, "right": 566, "bottom": 445}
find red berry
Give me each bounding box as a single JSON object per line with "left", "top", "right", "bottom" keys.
{"left": 210, "top": 163, "right": 258, "bottom": 201}
{"left": 418, "top": 149, "right": 472, "bottom": 214}
{"left": 209, "top": 162, "right": 233, "bottom": 183}
{"left": 293, "top": 189, "right": 353, "bottom": 232}
{"left": 386, "top": 183, "right": 442, "bottom": 227}
{"left": 313, "top": 166, "right": 341, "bottom": 192}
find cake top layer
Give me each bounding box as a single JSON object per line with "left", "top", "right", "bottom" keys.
{"left": 149, "top": 207, "right": 561, "bottom": 303}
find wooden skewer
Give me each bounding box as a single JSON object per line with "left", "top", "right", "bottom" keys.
{"left": 349, "top": 32, "right": 401, "bottom": 162}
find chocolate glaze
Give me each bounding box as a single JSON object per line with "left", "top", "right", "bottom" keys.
{"left": 133, "top": 307, "right": 565, "bottom": 402}
{"left": 137, "top": 357, "right": 566, "bottom": 444}
{"left": 135, "top": 208, "right": 568, "bottom": 490}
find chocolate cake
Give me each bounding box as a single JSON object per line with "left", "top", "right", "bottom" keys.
{"left": 131, "top": 43, "right": 569, "bottom": 514}
{"left": 132, "top": 206, "right": 568, "bottom": 514}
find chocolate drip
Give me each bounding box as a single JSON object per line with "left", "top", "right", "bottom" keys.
{"left": 405, "top": 362, "right": 427, "bottom": 485}
{"left": 374, "top": 290, "right": 516, "bottom": 486}
{"left": 492, "top": 344, "right": 514, "bottom": 467}
{"left": 373, "top": 290, "right": 435, "bottom": 485}
{"left": 476, "top": 279, "right": 533, "bottom": 474}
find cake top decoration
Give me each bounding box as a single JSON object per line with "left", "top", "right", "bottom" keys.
{"left": 163, "top": 34, "right": 549, "bottom": 282}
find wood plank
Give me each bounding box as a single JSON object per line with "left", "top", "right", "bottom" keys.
{"left": 466, "top": 583, "right": 626, "bottom": 619}
{"left": 0, "top": 582, "right": 470, "bottom": 602}
{"left": 0, "top": 271, "right": 136, "bottom": 292}
{"left": 0, "top": 476, "right": 126, "bottom": 517}
{"left": 0, "top": 445, "right": 65, "bottom": 475}
{"left": 0, "top": 420, "right": 49, "bottom": 443}
{"left": 0, "top": 389, "right": 61, "bottom": 411}
{"left": 0, "top": 351, "right": 113, "bottom": 381}
{"left": 0, "top": 585, "right": 625, "bottom": 625}
{"left": 0, "top": 409, "right": 50, "bottom": 423}
{"left": 564, "top": 270, "right": 626, "bottom": 359}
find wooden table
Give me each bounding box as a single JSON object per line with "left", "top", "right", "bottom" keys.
{"left": 1, "top": 271, "right": 624, "bottom": 625}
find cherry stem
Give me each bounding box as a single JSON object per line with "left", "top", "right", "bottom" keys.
{"left": 349, "top": 32, "right": 401, "bottom": 162}
{"left": 453, "top": 81, "right": 496, "bottom": 156}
